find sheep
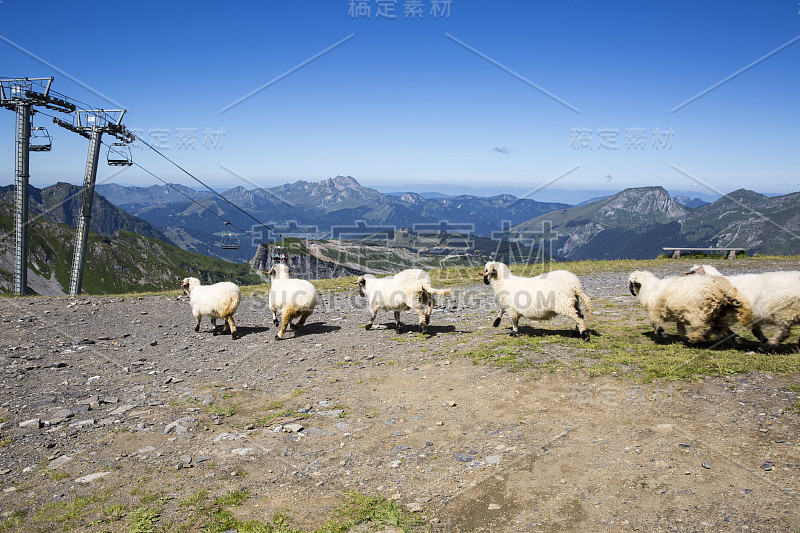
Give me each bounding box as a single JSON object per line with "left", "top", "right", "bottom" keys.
{"left": 355, "top": 268, "right": 452, "bottom": 334}
{"left": 265, "top": 264, "right": 318, "bottom": 340}
{"left": 180, "top": 277, "right": 241, "bottom": 340}
{"left": 687, "top": 264, "right": 800, "bottom": 350}
{"left": 481, "top": 262, "right": 592, "bottom": 340}
{"left": 627, "top": 270, "right": 752, "bottom": 344}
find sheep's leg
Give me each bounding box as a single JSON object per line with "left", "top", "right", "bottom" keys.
{"left": 653, "top": 321, "right": 668, "bottom": 340}
{"left": 417, "top": 309, "right": 428, "bottom": 334}
{"left": 211, "top": 317, "right": 219, "bottom": 336}
{"left": 394, "top": 311, "right": 403, "bottom": 334}
{"left": 683, "top": 323, "right": 707, "bottom": 344}
{"left": 509, "top": 315, "right": 520, "bottom": 337}
{"left": 271, "top": 308, "right": 279, "bottom": 327}
{"left": 365, "top": 308, "right": 378, "bottom": 330}
{"left": 290, "top": 312, "right": 311, "bottom": 330}
{"left": 226, "top": 316, "right": 238, "bottom": 340}
{"left": 562, "top": 300, "right": 590, "bottom": 342}
{"left": 764, "top": 325, "right": 791, "bottom": 350}
{"left": 276, "top": 313, "right": 292, "bottom": 340}
{"left": 751, "top": 324, "right": 768, "bottom": 345}
{"left": 425, "top": 295, "right": 436, "bottom": 325}
{"left": 194, "top": 314, "right": 201, "bottom": 332}
{"left": 492, "top": 308, "right": 504, "bottom": 328}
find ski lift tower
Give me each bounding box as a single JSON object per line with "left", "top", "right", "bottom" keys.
{"left": 56, "top": 109, "right": 133, "bottom": 295}
{"left": 0, "top": 78, "right": 75, "bottom": 295}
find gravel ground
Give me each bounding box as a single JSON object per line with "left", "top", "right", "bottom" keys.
{"left": 1, "top": 260, "right": 799, "bottom": 532}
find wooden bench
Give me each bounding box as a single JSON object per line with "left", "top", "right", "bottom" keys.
{"left": 662, "top": 247, "right": 746, "bottom": 260}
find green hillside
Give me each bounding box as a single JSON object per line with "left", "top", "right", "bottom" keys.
{"left": 0, "top": 201, "right": 262, "bottom": 295}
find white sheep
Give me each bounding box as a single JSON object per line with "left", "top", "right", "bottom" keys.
{"left": 627, "top": 270, "right": 752, "bottom": 343}
{"left": 355, "top": 268, "right": 452, "bottom": 334}
{"left": 266, "top": 264, "right": 318, "bottom": 340}
{"left": 180, "top": 277, "right": 241, "bottom": 339}
{"left": 687, "top": 264, "right": 800, "bottom": 349}
{"left": 481, "top": 262, "right": 592, "bottom": 340}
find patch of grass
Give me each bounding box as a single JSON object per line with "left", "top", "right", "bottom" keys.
{"left": 0, "top": 437, "right": 13, "bottom": 448}
{"left": 49, "top": 471, "right": 70, "bottom": 481}
{"left": 214, "top": 488, "right": 249, "bottom": 507}
{"left": 179, "top": 490, "right": 209, "bottom": 509}
{"left": 127, "top": 506, "right": 160, "bottom": 533}
{"left": 33, "top": 491, "right": 111, "bottom": 526}
{"left": 206, "top": 402, "right": 239, "bottom": 417}
{"left": 320, "top": 491, "right": 426, "bottom": 532}
{"left": 0, "top": 510, "right": 27, "bottom": 532}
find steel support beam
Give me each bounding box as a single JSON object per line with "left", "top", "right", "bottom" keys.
{"left": 68, "top": 127, "right": 102, "bottom": 296}
{"left": 13, "top": 103, "right": 31, "bottom": 296}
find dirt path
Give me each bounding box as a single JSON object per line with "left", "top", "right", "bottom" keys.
{"left": 1, "top": 262, "right": 799, "bottom": 531}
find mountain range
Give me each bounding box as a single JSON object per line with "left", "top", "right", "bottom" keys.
{"left": 4, "top": 176, "right": 798, "bottom": 294}
{"left": 510, "top": 186, "right": 800, "bottom": 259}
{"left": 98, "top": 176, "right": 572, "bottom": 262}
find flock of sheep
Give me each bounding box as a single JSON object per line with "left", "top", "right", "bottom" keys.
{"left": 179, "top": 261, "right": 800, "bottom": 351}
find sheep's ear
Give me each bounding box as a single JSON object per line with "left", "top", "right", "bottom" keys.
{"left": 695, "top": 266, "right": 705, "bottom": 275}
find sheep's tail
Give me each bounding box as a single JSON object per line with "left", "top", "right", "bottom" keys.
{"left": 732, "top": 294, "right": 753, "bottom": 327}
{"left": 576, "top": 287, "right": 592, "bottom": 320}
{"left": 421, "top": 282, "right": 452, "bottom": 297}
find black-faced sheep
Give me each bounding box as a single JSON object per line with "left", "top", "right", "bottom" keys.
{"left": 628, "top": 270, "right": 752, "bottom": 343}
{"left": 482, "top": 262, "right": 592, "bottom": 340}
{"left": 180, "top": 277, "right": 241, "bottom": 339}
{"left": 356, "top": 268, "right": 452, "bottom": 334}
{"left": 266, "top": 264, "right": 318, "bottom": 340}
{"left": 687, "top": 264, "right": 800, "bottom": 349}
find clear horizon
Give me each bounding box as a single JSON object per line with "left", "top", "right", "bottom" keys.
{"left": 1, "top": 1, "right": 798, "bottom": 199}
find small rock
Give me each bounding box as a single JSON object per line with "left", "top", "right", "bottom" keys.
{"left": 179, "top": 455, "right": 192, "bottom": 464}
{"left": 284, "top": 423, "right": 304, "bottom": 433}
{"left": 761, "top": 462, "right": 774, "bottom": 471}
{"left": 75, "top": 472, "right": 110, "bottom": 484}
{"left": 390, "top": 460, "right": 402, "bottom": 468}
{"left": 488, "top": 503, "right": 501, "bottom": 510}
{"left": 19, "top": 418, "right": 41, "bottom": 429}
{"left": 454, "top": 453, "right": 474, "bottom": 463}
{"left": 447, "top": 401, "right": 457, "bottom": 407}
{"left": 655, "top": 424, "right": 673, "bottom": 432}
{"left": 407, "top": 502, "right": 422, "bottom": 512}
{"left": 701, "top": 461, "right": 710, "bottom": 469}
{"left": 138, "top": 446, "right": 156, "bottom": 454}
{"left": 307, "top": 428, "right": 335, "bottom": 437}
{"left": 485, "top": 455, "right": 502, "bottom": 465}
{"left": 47, "top": 456, "right": 73, "bottom": 469}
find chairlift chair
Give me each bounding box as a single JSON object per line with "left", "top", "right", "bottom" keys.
{"left": 221, "top": 222, "right": 240, "bottom": 250}
{"left": 107, "top": 142, "right": 133, "bottom": 166}
{"left": 29, "top": 126, "right": 52, "bottom": 152}
{"left": 272, "top": 245, "right": 288, "bottom": 263}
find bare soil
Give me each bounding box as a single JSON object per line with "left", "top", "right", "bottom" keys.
{"left": 1, "top": 261, "right": 799, "bottom": 532}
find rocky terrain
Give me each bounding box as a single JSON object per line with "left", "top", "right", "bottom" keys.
{"left": 0, "top": 261, "right": 799, "bottom": 531}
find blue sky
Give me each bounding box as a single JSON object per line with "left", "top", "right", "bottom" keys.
{"left": 1, "top": 1, "right": 799, "bottom": 198}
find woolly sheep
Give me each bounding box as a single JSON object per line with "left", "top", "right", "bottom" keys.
{"left": 180, "top": 277, "right": 241, "bottom": 340}
{"left": 355, "top": 268, "right": 452, "bottom": 334}
{"left": 481, "top": 261, "right": 592, "bottom": 340}
{"left": 627, "top": 270, "right": 752, "bottom": 343}
{"left": 687, "top": 264, "right": 800, "bottom": 349}
{"left": 266, "top": 264, "right": 318, "bottom": 340}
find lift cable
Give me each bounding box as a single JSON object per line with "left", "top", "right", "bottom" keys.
{"left": 30, "top": 108, "right": 269, "bottom": 251}
{"left": 130, "top": 132, "right": 305, "bottom": 256}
